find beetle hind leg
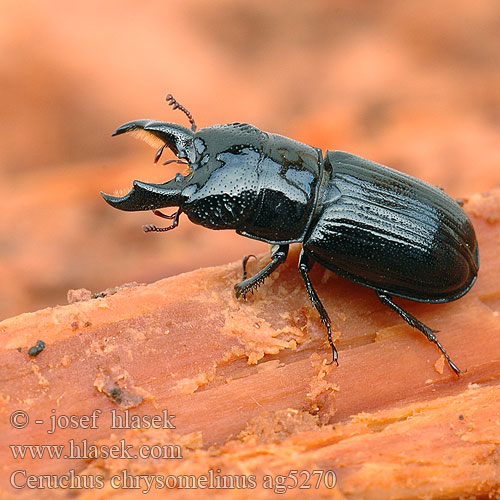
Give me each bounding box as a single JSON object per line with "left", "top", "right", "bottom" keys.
{"left": 298, "top": 250, "right": 338, "bottom": 366}
{"left": 234, "top": 244, "right": 288, "bottom": 299}
{"left": 241, "top": 254, "right": 257, "bottom": 281}
{"left": 376, "top": 292, "right": 464, "bottom": 376}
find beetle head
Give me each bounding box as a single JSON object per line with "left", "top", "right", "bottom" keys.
{"left": 100, "top": 120, "right": 266, "bottom": 214}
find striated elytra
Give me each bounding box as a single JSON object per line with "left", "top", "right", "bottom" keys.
{"left": 101, "top": 96, "right": 479, "bottom": 376}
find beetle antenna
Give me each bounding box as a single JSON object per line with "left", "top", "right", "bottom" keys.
{"left": 143, "top": 209, "right": 182, "bottom": 232}
{"left": 152, "top": 209, "right": 176, "bottom": 219}
{"left": 165, "top": 94, "right": 197, "bottom": 132}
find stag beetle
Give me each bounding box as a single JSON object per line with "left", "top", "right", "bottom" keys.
{"left": 101, "top": 95, "right": 479, "bottom": 376}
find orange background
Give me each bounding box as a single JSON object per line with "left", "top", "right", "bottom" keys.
{"left": 1, "top": 0, "right": 499, "bottom": 320}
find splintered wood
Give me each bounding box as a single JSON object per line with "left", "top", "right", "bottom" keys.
{"left": 1, "top": 190, "right": 499, "bottom": 499}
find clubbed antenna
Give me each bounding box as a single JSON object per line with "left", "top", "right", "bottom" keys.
{"left": 142, "top": 208, "right": 182, "bottom": 233}
{"left": 165, "top": 94, "right": 197, "bottom": 132}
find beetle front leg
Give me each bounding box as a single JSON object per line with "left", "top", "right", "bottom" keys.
{"left": 234, "top": 244, "right": 288, "bottom": 299}
{"left": 376, "top": 292, "right": 464, "bottom": 376}
{"left": 298, "top": 250, "right": 338, "bottom": 366}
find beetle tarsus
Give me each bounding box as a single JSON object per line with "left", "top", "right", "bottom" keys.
{"left": 235, "top": 245, "right": 288, "bottom": 299}
{"left": 298, "top": 251, "right": 339, "bottom": 366}
{"left": 376, "top": 292, "right": 464, "bottom": 376}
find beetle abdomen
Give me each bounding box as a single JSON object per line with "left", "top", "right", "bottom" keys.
{"left": 304, "top": 151, "right": 479, "bottom": 303}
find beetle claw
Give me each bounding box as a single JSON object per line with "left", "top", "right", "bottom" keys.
{"left": 234, "top": 284, "right": 245, "bottom": 300}
{"left": 326, "top": 356, "right": 339, "bottom": 367}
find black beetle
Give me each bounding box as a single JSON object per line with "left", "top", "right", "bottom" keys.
{"left": 28, "top": 340, "right": 46, "bottom": 357}
{"left": 101, "top": 95, "right": 479, "bottom": 376}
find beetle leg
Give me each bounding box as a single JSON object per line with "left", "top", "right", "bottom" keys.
{"left": 376, "top": 292, "right": 464, "bottom": 376}
{"left": 241, "top": 254, "right": 257, "bottom": 281}
{"left": 234, "top": 244, "right": 288, "bottom": 299}
{"left": 298, "top": 251, "right": 338, "bottom": 366}
{"left": 143, "top": 208, "right": 182, "bottom": 233}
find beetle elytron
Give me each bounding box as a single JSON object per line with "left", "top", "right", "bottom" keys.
{"left": 101, "top": 95, "right": 479, "bottom": 375}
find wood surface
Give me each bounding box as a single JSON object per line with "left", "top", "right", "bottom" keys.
{"left": 0, "top": 189, "right": 499, "bottom": 498}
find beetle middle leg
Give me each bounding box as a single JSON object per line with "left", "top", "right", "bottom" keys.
{"left": 234, "top": 244, "right": 288, "bottom": 299}
{"left": 298, "top": 250, "right": 338, "bottom": 366}
{"left": 376, "top": 292, "right": 464, "bottom": 376}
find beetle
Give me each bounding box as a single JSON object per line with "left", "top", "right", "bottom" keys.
{"left": 28, "top": 340, "right": 46, "bottom": 357}
{"left": 101, "top": 95, "right": 479, "bottom": 376}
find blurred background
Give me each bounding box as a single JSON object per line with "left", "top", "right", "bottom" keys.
{"left": 0, "top": 0, "right": 499, "bottom": 320}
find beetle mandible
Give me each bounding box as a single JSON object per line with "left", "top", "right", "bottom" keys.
{"left": 101, "top": 95, "right": 479, "bottom": 376}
